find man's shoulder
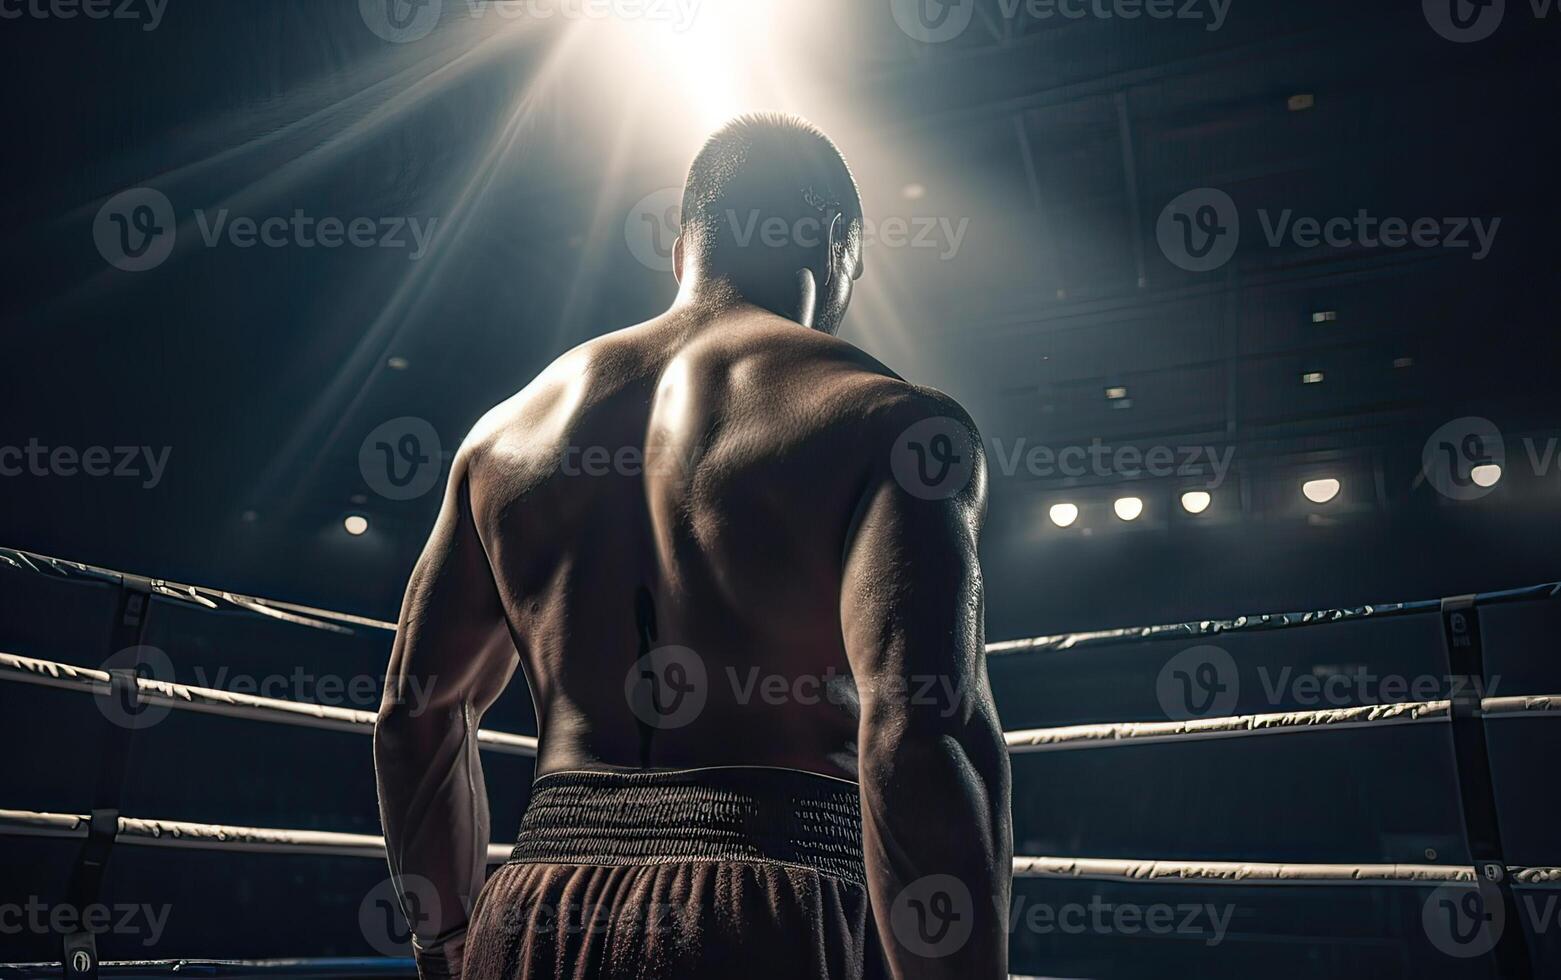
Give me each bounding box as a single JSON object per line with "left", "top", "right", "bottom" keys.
{"left": 465, "top": 329, "right": 646, "bottom": 442}
{"left": 832, "top": 370, "right": 982, "bottom": 450}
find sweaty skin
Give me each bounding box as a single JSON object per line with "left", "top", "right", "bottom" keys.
{"left": 375, "top": 296, "right": 1012, "bottom": 978}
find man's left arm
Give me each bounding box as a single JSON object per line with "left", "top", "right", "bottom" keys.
{"left": 374, "top": 446, "right": 518, "bottom": 980}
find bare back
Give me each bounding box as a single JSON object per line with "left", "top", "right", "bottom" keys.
{"left": 464, "top": 302, "right": 917, "bottom": 779}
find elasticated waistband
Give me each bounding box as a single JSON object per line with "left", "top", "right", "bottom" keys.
{"left": 509, "top": 767, "right": 866, "bottom": 887}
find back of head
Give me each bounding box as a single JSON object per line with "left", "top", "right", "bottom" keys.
{"left": 680, "top": 114, "right": 863, "bottom": 280}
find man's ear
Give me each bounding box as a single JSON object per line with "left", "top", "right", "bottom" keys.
{"left": 793, "top": 267, "right": 819, "bottom": 330}
{"left": 673, "top": 235, "right": 685, "bottom": 284}
{"left": 821, "top": 212, "right": 845, "bottom": 288}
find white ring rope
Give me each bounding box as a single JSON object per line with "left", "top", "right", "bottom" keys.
{"left": 4, "top": 808, "right": 1558, "bottom": 889}
{"left": 0, "top": 651, "right": 537, "bottom": 757}
{"left": 7, "top": 650, "right": 1558, "bottom": 757}
{"left": 1010, "top": 856, "right": 1561, "bottom": 888}
{"left": 0, "top": 809, "right": 513, "bottom": 865}
{"left": 1004, "top": 696, "right": 1561, "bottom": 753}
{"left": 0, "top": 547, "right": 397, "bottom": 634}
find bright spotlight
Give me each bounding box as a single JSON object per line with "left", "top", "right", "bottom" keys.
{"left": 1049, "top": 503, "right": 1079, "bottom": 528}
{"left": 595, "top": 0, "right": 783, "bottom": 134}
{"left": 1302, "top": 478, "right": 1341, "bottom": 504}
{"left": 1113, "top": 496, "right": 1143, "bottom": 521}
{"left": 1180, "top": 490, "right": 1212, "bottom": 515}
{"left": 1471, "top": 464, "right": 1502, "bottom": 488}
{"left": 344, "top": 514, "right": 369, "bottom": 536}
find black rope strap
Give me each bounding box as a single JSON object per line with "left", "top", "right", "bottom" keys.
{"left": 61, "top": 577, "right": 154, "bottom": 980}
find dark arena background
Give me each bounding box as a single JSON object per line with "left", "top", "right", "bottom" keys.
{"left": 3, "top": 2, "right": 1560, "bottom": 978}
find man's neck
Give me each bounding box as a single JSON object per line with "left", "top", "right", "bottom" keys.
{"left": 673, "top": 274, "right": 815, "bottom": 331}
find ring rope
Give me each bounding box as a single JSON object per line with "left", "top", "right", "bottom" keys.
{"left": 5, "top": 808, "right": 1558, "bottom": 888}
{"left": 986, "top": 582, "right": 1561, "bottom": 657}
{"left": 0, "top": 547, "right": 395, "bottom": 635}
{"left": 8, "top": 650, "right": 1557, "bottom": 758}
{"left": 0, "top": 651, "right": 538, "bottom": 757}
{"left": 0, "top": 809, "right": 512, "bottom": 865}
{"left": 11, "top": 546, "right": 1557, "bottom": 657}
{"left": 1003, "top": 696, "right": 1561, "bottom": 753}
{"left": 1011, "top": 856, "right": 1561, "bottom": 888}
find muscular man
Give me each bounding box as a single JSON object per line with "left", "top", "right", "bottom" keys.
{"left": 375, "top": 114, "right": 1011, "bottom": 979}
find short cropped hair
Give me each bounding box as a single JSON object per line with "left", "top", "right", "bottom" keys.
{"left": 680, "top": 113, "right": 862, "bottom": 267}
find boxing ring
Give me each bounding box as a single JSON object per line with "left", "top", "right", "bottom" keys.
{"left": 3, "top": 546, "right": 1559, "bottom": 978}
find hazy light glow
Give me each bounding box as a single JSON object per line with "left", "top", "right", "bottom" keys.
{"left": 1302, "top": 478, "right": 1341, "bottom": 504}
{"left": 1180, "top": 490, "right": 1212, "bottom": 514}
{"left": 1113, "top": 496, "right": 1144, "bottom": 521}
{"left": 1049, "top": 503, "right": 1079, "bottom": 528}
{"left": 595, "top": 0, "right": 785, "bottom": 134}
{"left": 344, "top": 514, "right": 369, "bottom": 536}
{"left": 1471, "top": 464, "right": 1502, "bottom": 488}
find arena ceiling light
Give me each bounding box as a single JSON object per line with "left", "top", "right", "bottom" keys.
{"left": 1113, "top": 496, "right": 1143, "bottom": 521}
{"left": 1049, "top": 503, "right": 1079, "bottom": 528}
{"left": 1180, "top": 490, "right": 1212, "bottom": 514}
{"left": 1302, "top": 478, "right": 1341, "bottom": 504}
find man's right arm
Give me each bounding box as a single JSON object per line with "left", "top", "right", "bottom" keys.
{"left": 840, "top": 398, "right": 1012, "bottom": 979}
